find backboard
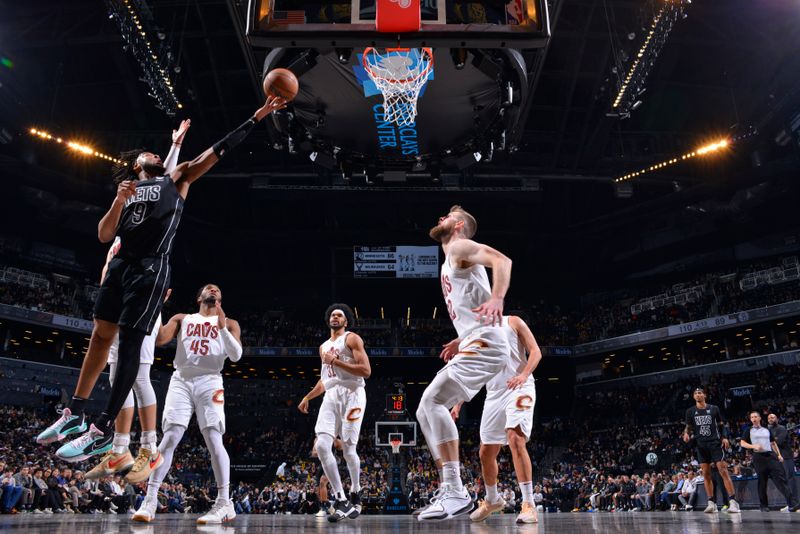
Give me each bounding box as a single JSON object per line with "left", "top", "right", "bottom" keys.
{"left": 375, "top": 421, "right": 417, "bottom": 447}
{"left": 247, "top": 0, "right": 550, "bottom": 48}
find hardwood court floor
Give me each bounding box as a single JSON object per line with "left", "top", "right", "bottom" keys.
{"left": 0, "top": 510, "right": 797, "bottom": 534}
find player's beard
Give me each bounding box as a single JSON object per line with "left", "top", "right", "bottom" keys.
{"left": 429, "top": 224, "right": 449, "bottom": 242}
{"left": 141, "top": 161, "right": 166, "bottom": 177}
{"left": 203, "top": 296, "right": 217, "bottom": 306}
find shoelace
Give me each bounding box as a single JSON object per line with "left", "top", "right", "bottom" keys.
{"left": 70, "top": 428, "right": 100, "bottom": 449}
{"left": 49, "top": 408, "right": 71, "bottom": 428}
{"left": 131, "top": 450, "right": 150, "bottom": 471}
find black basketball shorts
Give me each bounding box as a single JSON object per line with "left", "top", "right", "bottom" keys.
{"left": 696, "top": 443, "right": 725, "bottom": 464}
{"left": 93, "top": 256, "right": 171, "bottom": 333}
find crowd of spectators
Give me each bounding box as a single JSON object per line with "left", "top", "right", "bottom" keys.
{"left": 4, "top": 255, "right": 800, "bottom": 349}
{"left": 1, "top": 356, "right": 798, "bottom": 516}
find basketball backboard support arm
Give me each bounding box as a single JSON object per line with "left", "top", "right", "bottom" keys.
{"left": 246, "top": 0, "right": 551, "bottom": 49}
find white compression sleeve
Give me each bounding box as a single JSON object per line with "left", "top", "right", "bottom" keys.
{"left": 342, "top": 441, "right": 361, "bottom": 493}
{"left": 219, "top": 327, "right": 242, "bottom": 362}
{"left": 315, "top": 433, "right": 345, "bottom": 500}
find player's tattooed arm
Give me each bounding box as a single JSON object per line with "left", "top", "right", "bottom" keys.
{"left": 330, "top": 333, "right": 371, "bottom": 378}
{"left": 507, "top": 315, "right": 542, "bottom": 390}
{"left": 299, "top": 378, "right": 326, "bottom": 414}
{"left": 156, "top": 313, "right": 186, "bottom": 346}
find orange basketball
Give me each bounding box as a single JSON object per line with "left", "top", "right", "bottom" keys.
{"left": 263, "top": 68, "right": 299, "bottom": 102}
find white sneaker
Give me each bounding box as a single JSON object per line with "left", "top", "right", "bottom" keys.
{"left": 704, "top": 500, "right": 717, "bottom": 513}
{"left": 418, "top": 486, "right": 473, "bottom": 521}
{"left": 413, "top": 486, "right": 445, "bottom": 516}
{"left": 315, "top": 509, "right": 328, "bottom": 517}
{"left": 727, "top": 499, "right": 740, "bottom": 514}
{"left": 197, "top": 499, "right": 236, "bottom": 524}
{"left": 132, "top": 498, "right": 158, "bottom": 522}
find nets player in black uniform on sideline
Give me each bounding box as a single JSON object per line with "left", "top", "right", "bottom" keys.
{"left": 682, "top": 387, "right": 740, "bottom": 513}
{"left": 36, "top": 95, "right": 287, "bottom": 462}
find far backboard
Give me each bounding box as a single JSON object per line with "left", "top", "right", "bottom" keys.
{"left": 247, "top": 0, "right": 550, "bottom": 48}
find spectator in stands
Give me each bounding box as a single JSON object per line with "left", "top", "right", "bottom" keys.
{"left": 678, "top": 471, "right": 697, "bottom": 511}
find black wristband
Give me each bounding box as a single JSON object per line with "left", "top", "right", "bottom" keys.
{"left": 212, "top": 116, "right": 258, "bottom": 158}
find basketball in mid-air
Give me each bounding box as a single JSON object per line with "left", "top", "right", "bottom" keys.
{"left": 263, "top": 68, "right": 299, "bottom": 102}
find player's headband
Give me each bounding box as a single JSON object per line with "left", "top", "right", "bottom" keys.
{"left": 331, "top": 309, "right": 346, "bottom": 319}
{"left": 693, "top": 387, "right": 704, "bottom": 393}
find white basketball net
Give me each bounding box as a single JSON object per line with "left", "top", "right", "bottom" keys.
{"left": 363, "top": 48, "right": 434, "bottom": 127}
{"left": 390, "top": 439, "right": 402, "bottom": 454}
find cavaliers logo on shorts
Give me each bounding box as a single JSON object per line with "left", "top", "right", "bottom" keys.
{"left": 515, "top": 395, "right": 534, "bottom": 410}
{"left": 212, "top": 389, "right": 225, "bottom": 405}
{"left": 459, "top": 339, "right": 489, "bottom": 356}
{"left": 346, "top": 408, "right": 362, "bottom": 422}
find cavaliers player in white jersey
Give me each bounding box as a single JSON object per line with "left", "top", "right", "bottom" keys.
{"left": 132, "top": 284, "right": 243, "bottom": 524}
{"left": 416, "top": 205, "right": 513, "bottom": 522}
{"left": 298, "top": 303, "right": 371, "bottom": 522}
{"left": 451, "top": 315, "right": 542, "bottom": 524}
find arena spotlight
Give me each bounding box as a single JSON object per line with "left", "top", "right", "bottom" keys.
{"left": 105, "top": 0, "right": 182, "bottom": 116}
{"left": 611, "top": 0, "right": 690, "bottom": 115}
{"left": 29, "top": 128, "right": 125, "bottom": 164}
{"left": 614, "top": 138, "right": 729, "bottom": 183}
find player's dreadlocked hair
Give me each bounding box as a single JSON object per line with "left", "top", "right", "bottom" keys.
{"left": 324, "top": 303, "right": 356, "bottom": 330}
{"left": 111, "top": 148, "right": 146, "bottom": 184}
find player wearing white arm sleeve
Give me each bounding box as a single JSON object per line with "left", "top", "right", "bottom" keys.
{"left": 132, "top": 283, "right": 242, "bottom": 524}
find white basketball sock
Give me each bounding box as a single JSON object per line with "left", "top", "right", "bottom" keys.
{"left": 442, "top": 461, "right": 463, "bottom": 492}
{"left": 112, "top": 433, "right": 130, "bottom": 455}
{"left": 140, "top": 430, "right": 158, "bottom": 452}
{"left": 486, "top": 484, "right": 499, "bottom": 503}
{"left": 520, "top": 481, "right": 534, "bottom": 503}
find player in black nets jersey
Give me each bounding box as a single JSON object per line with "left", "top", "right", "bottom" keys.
{"left": 36, "top": 95, "right": 286, "bottom": 462}
{"left": 682, "top": 387, "right": 740, "bottom": 513}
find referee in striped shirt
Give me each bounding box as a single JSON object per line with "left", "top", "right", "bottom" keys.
{"left": 740, "top": 411, "right": 800, "bottom": 512}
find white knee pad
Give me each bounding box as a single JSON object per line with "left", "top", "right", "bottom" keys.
{"left": 316, "top": 433, "right": 335, "bottom": 460}
{"left": 416, "top": 405, "right": 441, "bottom": 461}
{"left": 109, "top": 362, "right": 135, "bottom": 410}
{"left": 419, "top": 373, "right": 464, "bottom": 445}
{"left": 131, "top": 363, "right": 156, "bottom": 407}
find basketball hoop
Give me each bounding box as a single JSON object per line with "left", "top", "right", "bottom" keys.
{"left": 390, "top": 437, "right": 403, "bottom": 455}
{"left": 363, "top": 47, "right": 434, "bottom": 127}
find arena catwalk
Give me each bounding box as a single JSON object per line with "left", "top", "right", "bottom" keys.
{"left": 0, "top": 512, "right": 798, "bottom": 534}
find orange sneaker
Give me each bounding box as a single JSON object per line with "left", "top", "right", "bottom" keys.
{"left": 85, "top": 450, "right": 134, "bottom": 480}
{"left": 469, "top": 498, "right": 506, "bottom": 522}
{"left": 125, "top": 448, "right": 163, "bottom": 484}
{"left": 517, "top": 502, "right": 538, "bottom": 523}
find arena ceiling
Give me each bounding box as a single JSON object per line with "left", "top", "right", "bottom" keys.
{"left": 1, "top": 0, "right": 799, "bottom": 298}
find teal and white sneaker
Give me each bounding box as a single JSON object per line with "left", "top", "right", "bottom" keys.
{"left": 36, "top": 408, "right": 87, "bottom": 444}
{"left": 56, "top": 424, "right": 113, "bottom": 462}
